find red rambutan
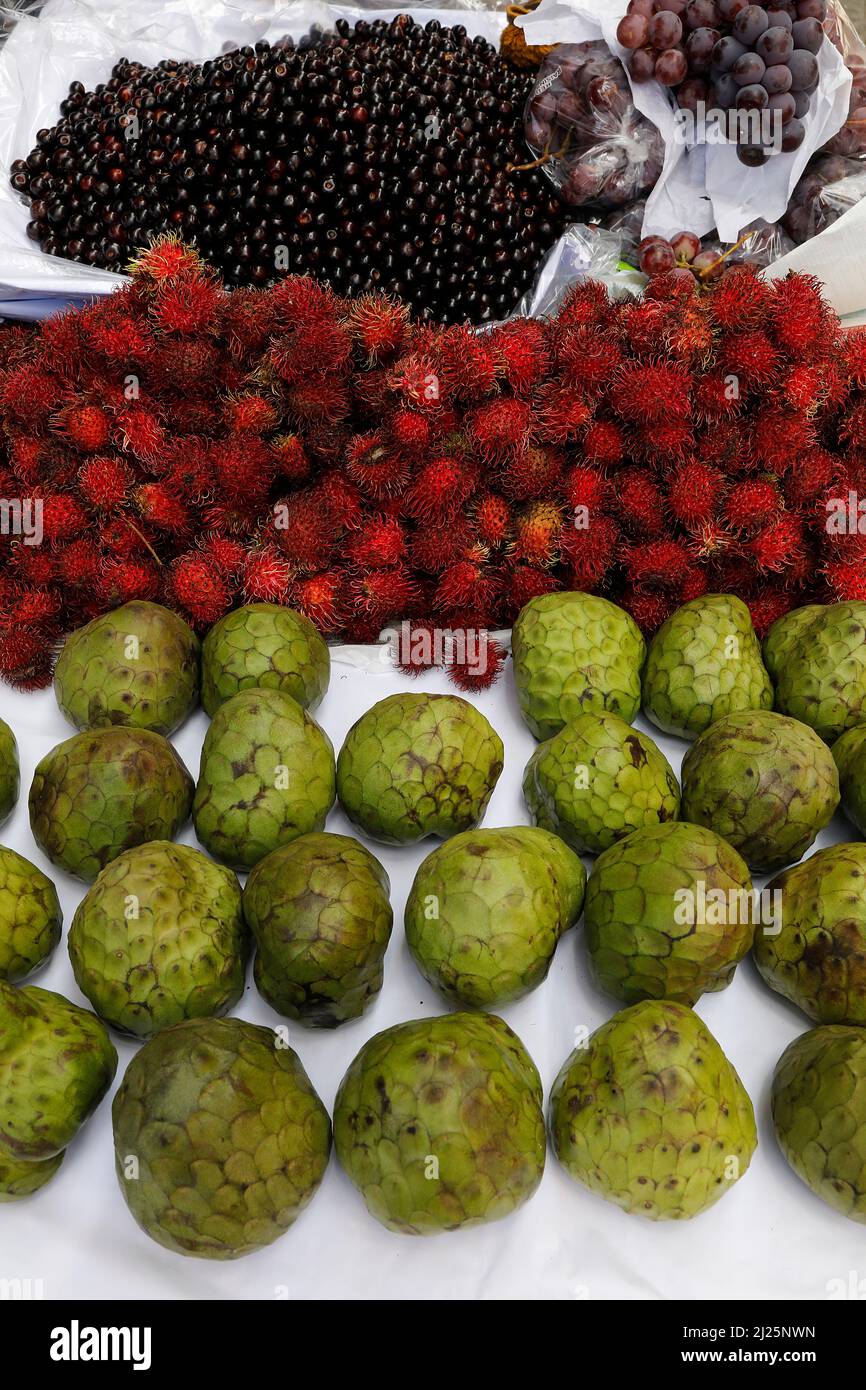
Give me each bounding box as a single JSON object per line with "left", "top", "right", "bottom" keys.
{"left": 409, "top": 519, "right": 475, "bottom": 574}
{"left": 350, "top": 566, "right": 420, "bottom": 626}
{"left": 637, "top": 418, "right": 694, "bottom": 461}
{"left": 667, "top": 461, "right": 724, "bottom": 528}
{"left": 474, "top": 494, "right": 512, "bottom": 549}
{"left": 511, "top": 502, "right": 562, "bottom": 568}
{"left": 582, "top": 418, "right": 625, "bottom": 466}
{"left": 55, "top": 403, "right": 111, "bottom": 452}
{"left": 135, "top": 483, "right": 191, "bottom": 535}
{"left": 490, "top": 319, "right": 552, "bottom": 395}
{"left": 751, "top": 410, "right": 816, "bottom": 472}
{"left": 198, "top": 533, "right": 247, "bottom": 579}
{"left": 58, "top": 538, "right": 102, "bottom": 589}
{"left": 617, "top": 469, "right": 665, "bottom": 536}
{"left": 115, "top": 406, "right": 166, "bottom": 462}
{"left": 561, "top": 515, "right": 621, "bottom": 588}
{"left": 783, "top": 364, "right": 825, "bottom": 415}
{"left": 722, "top": 479, "right": 782, "bottom": 534}
{"left": 678, "top": 566, "right": 709, "bottom": 603}
{"left": 499, "top": 444, "right": 563, "bottom": 501}
{"left": 842, "top": 327, "right": 866, "bottom": 389}
{"left": 694, "top": 371, "right": 743, "bottom": 420}
{"left": 824, "top": 558, "right": 866, "bottom": 602}
{"left": 707, "top": 265, "right": 773, "bottom": 331}
{"left": 769, "top": 272, "right": 834, "bottom": 360}
{"left": 387, "top": 408, "right": 431, "bottom": 456}
{"left": 557, "top": 279, "right": 611, "bottom": 329}
{"left": 285, "top": 376, "right": 351, "bottom": 424}
{"left": 785, "top": 448, "right": 838, "bottom": 508}
{"left": 98, "top": 558, "right": 161, "bottom": 606}
{"left": 748, "top": 513, "right": 805, "bottom": 573}
{"left": 167, "top": 554, "right": 230, "bottom": 624}
{"left": 434, "top": 560, "right": 494, "bottom": 612}
{"left": 151, "top": 274, "right": 223, "bottom": 337}
{"left": 562, "top": 464, "right": 612, "bottom": 515}
{"left": 625, "top": 539, "right": 691, "bottom": 589}
{"left": 445, "top": 636, "right": 506, "bottom": 692}
{"left": 270, "top": 434, "right": 311, "bottom": 483}
{"left": 611, "top": 361, "right": 692, "bottom": 423}
{"left": 78, "top": 456, "right": 133, "bottom": 511}
{"left": 722, "top": 330, "right": 781, "bottom": 387}
{"left": 222, "top": 393, "right": 279, "bottom": 435}
{"left": 345, "top": 431, "right": 410, "bottom": 500}
{"left": 345, "top": 293, "right": 409, "bottom": 362}
{"left": 554, "top": 326, "right": 623, "bottom": 392}
{"left": 130, "top": 235, "right": 204, "bottom": 286}
{"left": 389, "top": 353, "right": 445, "bottom": 411}
{"left": 748, "top": 588, "right": 797, "bottom": 636}
{"left": 467, "top": 397, "right": 533, "bottom": 460}
{"left": 503, "top": 564, "right": 559, "bottom": 615}
{"left": 273, "top": 495, "right": 335, "bottom": 573}
{"left": 292, "top": 570, "right": 344, "bottom": 633}
{"left": 436, "top": 326, "right": 499, "bottom": 402}
{"left": 346, "top": 516, "right": 407, "bottom": 570}
{"left": 620, "top": 587, "right": 675, "bottom": 633}
{"left": 242, "top": 546, "right": 293, "bottom": 602}
{"left": 533, "top": 385, "right": 592, "bottom": 444}
{"left": 40, "top": 494, "right": 89, "bottom": 545}
{"left": 404, "top": 457, "right": 475, "bottom": 521}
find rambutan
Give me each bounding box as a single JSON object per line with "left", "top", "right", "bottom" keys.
{"left": 723, "top": 479, "right": 782, "bottom": 533}
{"left": 0, "top": 628, "right": 55, "bottom": 689}
{"left": 9, "top": 587, "right": 61, "bottom": 627}
{"left": 78, "top": 456, "right": 133, "bottom": 511}
{"left": 314, "top": 472, "right": 364, "bottom": 532}
{"left": 270, "top": 434, "right": 311, "bottom": 483}
{"left": 499, "top": 445, "right": 563, "bottom": 501}
{"left": 387, "top": 408, "right": 431, "bottom": 456}
{"left": 667, "top": 461, "right": 724, "bottom": 528}
{"left": 222, "top": 393, "right": 279, "bottom": 435}
{"left": 345, "top": 431, "right": 410, "bottom": 499}
{"left": 166, "top": 554, "right": 230, "bottom": 624}
{"left": 345, "top": 293, "right": 409, "bottom": 362}
{"left": 769, "top": 272, "right": 834, "bottom": 360}
{"left": 783, "top": 364, "right": 825, "bottom": 415}
{"left": 556, "top": 279, "right": 611, "bottom": 329}
{"left": 554, "top": 326, "right": 623, "bottom": 392}
{"left": 583, "top": 419, "right": 625, "bottom": 466}
{"left": 748, "top": 588, "right": 796, "bottom": 636}
{"left": 503, "top": 564, "right": 559, "bottom": 615}
{"left": 98, "top": 558, "right": 161, "bottom": 606}
{"left": 694, "top": 371, "right": 743, "bottom": 420}
{"left": 198, "top": 533, "right": 247, "bottom": 579}
{"left": 273, "top": 495, "right": 335, "bottom": 573}
{"left": 130, "top": 235, "right": 204, "bottom": 286}
{"left": 285, "top": 376, "right": 351, "bottom": 424}
{"left": 824, "top": 558, "right": 866, "bottom": 602}
{"left": 562, "top": 464, "right": 611, "bottom": 515}
{"left": 511, "top": 502, "right": 562, "bottom": 568}
{"left": 346, "top": 516, "right": 406, "bottom": 570}
{"left": 404, "top": 457, "right": 475, "bottom": 521}
{"left": 751, "top": 410, "right": 816, "bottom": 472}
{"left": 785, "top": 448, "right": 838, "bottom": 507}
{"left": 748, "top": 513, "right": 805, "bottom": 573}
{"left": 55, "top": 403, "right": 111, "bottom": 452}
{"left": 434, "top": 560, "right": 494, "bottom": 612}
{"left": 722, "top": 330, "right": 781, "bottom": 387}
{"left": 0, "top": 364, "right": 60, "bottom": 429}
{"left": 679, "top": 566, "right": 709, "bottom": 603}
{"left": 533, "top": 385, "right": 592, "bottom": 444}
{"left": 843, "top": 327, "right": 866, "bottom": 389}
{"left": 389, "top": 353, "right": 445, "bottom": 411}
{"left": 409, "top": 519, "right": 475, "bottom": 574}
{"left": 57, "top": 538, "right": 102, "bottom": 588}
{"left": 637, "top": 418, "right": 694, "bottom": 461}
{"left": 436, "top": 326, "right": 499, "bottom": 402}
{"left": 611, "top": 361, "right": 692, "bottom": 423}
{"left": 620, "top": 587, "right": 675, "bottom": 633}
{"left": 561, "top": 515, "right": 621, "bottom": 589}
{"left": 151, "top": 274, "right": 223, "bottom": 336}
{"left": 617, "top": 299, "right": 673, "bottom": 359}
{"left": 617, "top": 470, "right": 665, "bottom": 536}
{"left": 40, "top": 494, "right": 90, "bottom": 545}
{"left": 625, "top": 539, "right": 691, "bottom": 589}
{"left": 350, "top": 566, "right": 420, "bottom": 626}
{"left": 707, "top": 265, "right": 773, "bottom": 331}
{"left": 136, "top": 483, "right": 191, "bottom": 535}
{"left": 490, "top": 319, "right": 551, "bottom": 395}
{"left": 467, "top": 397, "right": 533, "bottom": 460}
{"left": 115, "top": 406, "right": 166, "bottom": 462}
{"left": 242, "top": 546, "right": 293, "bottom": 602}
{"left": 445, "top": 636, "right": 506, "bottom": 692}
{"left": 474, "top": 494, "right": 512, "bottom": 549}
{"left": 665, "top": 305, "right": 715, "bottom": 367}
{"left": 292, "top": 571, "right": 344, "bottom": 633}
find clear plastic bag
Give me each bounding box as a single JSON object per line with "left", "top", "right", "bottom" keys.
{"left": 522, "top": 41, "right": 664, "bottom": 212}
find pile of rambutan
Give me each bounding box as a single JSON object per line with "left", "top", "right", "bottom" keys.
{"left": 0, "top": 235, "right": 864, "bottom": 692}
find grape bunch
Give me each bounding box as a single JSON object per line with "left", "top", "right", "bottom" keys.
{"left": 616, "top": 0, "right": 827, "bottom": 166}
{"left": 523, "top": 42, "right": 665, "bottom": 209}
{"left": 637, "top": 228, "right": 728, "bottom": 278}
{"left": 784, "top": 152, "right": 866, "bottom": 241}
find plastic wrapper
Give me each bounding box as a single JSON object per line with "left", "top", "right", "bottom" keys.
{"left": 522, "top": 41, "right": 664, "bottom": 211}
{"left": 784, "top": 153, "right": 866, "bottom": 242}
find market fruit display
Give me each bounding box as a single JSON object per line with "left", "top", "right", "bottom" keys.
{"left": 642, "top": 594, "right": 773, "bottom": 739}
{"left": 0, "top": 719, "right": 19, "bottom": 825}
{"left": 53, "top": 601, "right": 200, "bottom": 735}
{"left": 28, "top": 727, "right": 194, "bottom": 882}
{"left": 511, "top": 592, "right": 645, "bottom": 739}
{"left": 523, "top": 41, "right": 664, "bottom": 209}
{"left": 549, "top": 999, "right": 757, "bottom": 1220}
{"left": 333, "top": 1011, "right": 545, "bottom": 1234}
{"left": 10, "top": 16, "right": 565, "bottom": 321}
{"left": 201, "top": 603, "right": 330, "bottom": 717}
{"left": 754, "top": 844, "right": 866, "bottom": 1024}
{"left": 0, "top": 980, "right": 117, "bottom": 1162}
{"left": 831, "top": 723, "right": 866, "bottom": 835}
{"left": 193, "top": 688, "right": 335, "bottom": 870}
{"left": 680, "top": 709, "right": 839, "bottom": 872}
{"left": 522, "top": 711, "right": 680, "bottom": 854}
{"left": 772, "top": 1023, "right": 866, "bottom": 1222}
{"left": 0, "top": 1149, "right": 65, "bottom": 1203}
{"left": 336, "top": 692, "right": 503, "bottom": 844}
{"left": 242, "top": 832, "right": 392, "bottom": 1028}
{"left": 764, "top": 602, "right": 866, "bottom": 743}
{"left": 403, "top": 827, "right": 585, "bottom": 1008}
{"left": 584, "top": 821, "right": 756, "bottom": 1005}
{"left": 68, "top": 841, "right": 246, "bottom": 1039}
{"left": 111, "top": 1015, "right": 331, "bottom": 1258}
{"left": 0, "top": 847, "right": 61, "bottom": 982}
{"left": 1, "top": 250, "right": 865, "bottom": 690}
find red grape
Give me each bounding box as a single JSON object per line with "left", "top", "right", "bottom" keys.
{"left": 719, "top": 0, "right": 749, "bottom": 18}
{"left": 677, "top": 77, "right": 710, "bottom": 109}
{"left": 733, "top": 52, "right": 766, "bottom": 85}
{"left": 768, "top": 90, "right": 796, "bottom": 122}
{"left": 764, "top": 63, "right": 794, "bottom": 92}
{"left": 656, "top": 0, "right": 689, "bottom": 12}
{"left": 715, "top": 73, "right": 740, "bottom": 107}
{"left": 737, "top": 82, "right": 770, "bottom": 108}
{"left": 788, "top": 48, "right": 819, "bottom": 90}
{"left": 649, "top": 11, "right": 684, "bottom": 46}
{"left": 638, "top": 236, "right": 677, "bottom": 274}
{"left": 617, "top": 14, "right": 650, "bottom": 48}
{"left": 781, "top": 117, "right": 806, "bottom": 150}
{"left": 670, "top": 230, "right": 701, "bottom": 261}
{"left": 757, "top": 26, "right": 794, "bottom": 61}
{"left": 713, "top": 36, "right": 747, "bottom": 70}
{"left": 628, "top": 0, "right": 655, "bottom": 14}
{"left": 796, "top": 0, "right": 826, "bottom": 17}
{"left": 629, "top": 48, "right": 657, "bottom": 82}
{"left": 793, "top": 89, "right": 811, "bottom": 116}
{"left": 734, "top": 5, "right": 770, "bottom": 44}
{"left": 766, "top": 9, "right": 794, "bottom": 30}
{"left": 656, "top": 47, "right": 689, "bottom": 84}
{"left": 738, "top": 143, "right": 771, "bottom": 164}
{"left": 686, "top": 26, "right": 721, "bottom": 71}
{"left": 685, "top": 0, "right": 720, "bottom": 27}
{"left": 692, "top": 248, "right": 725, "bottom": 277}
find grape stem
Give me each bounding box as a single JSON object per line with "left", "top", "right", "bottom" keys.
{"left": 697, "top": 230, "right": 754, "bottom": 279}
{"left": 508, "top": 128, "right": 573, "bottom": 173}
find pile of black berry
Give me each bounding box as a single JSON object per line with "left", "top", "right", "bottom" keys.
{"left": 9, "top": 14, "right": 566, "bottom": 322}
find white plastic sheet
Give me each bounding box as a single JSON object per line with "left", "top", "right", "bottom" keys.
{"left": 0, "top": 662, "right": 864, "bottom": 1301}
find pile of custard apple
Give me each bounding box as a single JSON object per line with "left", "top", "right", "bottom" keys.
{"left": 3, "top": 588, "right": 866, "bottom": 1254}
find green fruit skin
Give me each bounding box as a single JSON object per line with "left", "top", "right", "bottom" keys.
{"left": 512, "top": 592, "right": 645, "bottom": 741}
{"left": 28, "top": 728, "right": 194, "bottom": 883}
{"left": 404, "top": 827, "right": 585, "bottom": 1008}
{"left": 193, "top": 688, "right": 335, "bottom": 871}
{"left": 54, "top": 601, "right": 200, "bottom": 736}
{"left": 68, "top": 841, "right": 247, "bottom": 1039}
{"left": 755, "top": 845, "right": 866, "bottom": 1024}
{"left": 832, "top": 724, "right": 866, "bottom": 837}
{"left": 523, "top": 712, "right": 680, "bottom": 855}
{"left": 0, "top": 718, "right": 19, "bottom": 827}
{"left": 336, "top": 692, "right": 503, "bottom": 845}
{"left": 0, "top": 847, "right": 62, "bottom": 982}
{"left": 642, "top": 594, "right": 773, "bottom": 740}
{"left": 112, "top": 1015, "right": 331, "bottom": 1259}
{"left": 584, "top": 822, "right": 756, "bottom": 1006}
{"left": 0, "top": 981, "right": 117, "bottom": 1161}
{"left": 0, "top": 1148, "right": 64, "bottom": 1202}
{"left": 550, "top": 1000, "right": 757, "bottom": 1220}
{"left": 765, "top": 601, "right": 866, "bottom": 743}
{"left": 201, "top": 603, "right": 330, "bottom": 717}
{"left": 333, "top": 1011, "right": 545, "bottom": 1235}
{"left": 772, "top": 1023, "right": 866, "bottom": 1222}
{"left": 681, "top": 710, "right": 840, "bottom": 873}
{"left": 243, "top": 831, "right": 392, "bottom": 1028}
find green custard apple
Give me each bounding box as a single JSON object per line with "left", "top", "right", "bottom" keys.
{"left": 765, "top": 601, "right": 866, "bottom": 743}
{"left": 0, "top": 847, "right": 62, "bottom": 982}
{"left": 201, "top": 602, "right": 330, "bottom": 716}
